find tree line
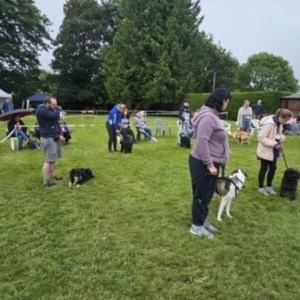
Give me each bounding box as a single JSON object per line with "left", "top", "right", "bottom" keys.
{"left": 0, "top": 0, "right": 298, "bottom": 109}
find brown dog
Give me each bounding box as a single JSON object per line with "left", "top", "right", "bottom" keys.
{"left": 232, "top": 131, "right": 251, "bottom": 144}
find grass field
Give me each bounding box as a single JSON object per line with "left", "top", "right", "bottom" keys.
{"left": 0, "top": 115, "right": 299, "bottom": 300}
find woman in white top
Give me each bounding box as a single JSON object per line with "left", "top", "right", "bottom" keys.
{"left": 236, "top": 100, "right": 253, "bottom": 132}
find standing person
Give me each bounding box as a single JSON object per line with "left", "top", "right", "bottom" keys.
{"left": 2, "top": 97, "right": 14, "bottom": 114}
{"left": 236, "top": 100, "right": 253, "bottom": 132}
{"left": 252, "top": 99, "right": 264, "bottom": 120}
{"left": 106, "top": 103, "right": 126, "bottom": 152}
{"left": 189, "top": 88, "right": 231, "bottom": 239}
{"left": 257, "top": 108, "right": 293, "bottom": 196}
{"left": 36, "top": 97, "right": 65, "bottom": 186}
{"left": 178, "top": 98, "right": 191, "bottom": 125}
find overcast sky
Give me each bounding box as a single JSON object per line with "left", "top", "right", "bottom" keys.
{"left": 34, "top": 0, "right": 300, "bottom": 82}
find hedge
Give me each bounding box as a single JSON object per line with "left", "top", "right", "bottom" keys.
{"left": 188, "top": 91, "right": 292, "bottom": 120}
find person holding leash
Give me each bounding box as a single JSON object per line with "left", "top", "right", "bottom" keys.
{"left": 36, "top": 97, "right": 65, "bottom": 186}
{"left": 257, "top": 108, "right": 293, "bottom": 196}
{"left": 189, "top": 88, "right": 231, "bottom": 239}
{"left": 106, "top": 103, "right": 126, "bottom": 152}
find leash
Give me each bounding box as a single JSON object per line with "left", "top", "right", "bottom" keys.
{"left": 281, "top": 146, "right": 289, "bottom": 170}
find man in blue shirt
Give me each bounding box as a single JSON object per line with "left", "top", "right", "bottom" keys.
{"left": 2, "top": 97, "right": 14, "bottom": 113}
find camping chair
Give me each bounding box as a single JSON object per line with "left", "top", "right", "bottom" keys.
{"left": 221, "top": 120, "right": 231, "bottom": 136}
{"left": 250, "top": 119, "right": 261, "bottom": 136}
{"left": 155, "top": 119, "right": 172, "bottom": 137}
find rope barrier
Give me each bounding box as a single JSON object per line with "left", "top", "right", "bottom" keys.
{"left": 0, "top": 128, "right": 16, "bottom": 143}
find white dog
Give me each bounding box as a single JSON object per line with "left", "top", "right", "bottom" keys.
{"left": 216, "top": 169, "right": 247, "bottom": 221}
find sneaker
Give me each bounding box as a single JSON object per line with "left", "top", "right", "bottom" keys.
{"left": 265, "top": 186, "right": 277, "bottom": 196}
{"left": 258, "top": 187, "right": 269, "bottom": 196}
{"left": 204, "top": 220, "right": 218, "bottom": 233}
{"left": 189, "top": 224, "right": 214, "bottom": 239}
{"left": 151, "top": 137, "right": 158, "bottom": 143}
{"left": 43, "top": 179, "right": 56, "bottom": 187}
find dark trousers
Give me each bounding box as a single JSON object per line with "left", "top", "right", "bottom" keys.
{"left": 258, "top": 158, "right": 277, "bottom": 187}
{"left": 189, "top": 155, "right": 220, "bottom": 226}
{"left": 106, "top": 122, "right": 117, "bottom": 152}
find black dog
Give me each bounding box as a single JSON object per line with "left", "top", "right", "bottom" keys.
{"left": 280, "top": 168, "right": 300, "bottom": 200}
{"left": 179, "top": 133, "right": 191, "bottom": 148}
{"left": 120, "top": 128, "right": 134, "bottom": 153}
{"left": 69, "top": 168, "right": 95, "bottom": 187}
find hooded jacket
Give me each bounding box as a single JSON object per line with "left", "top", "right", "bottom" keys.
{"left": 257, "top": 115, "right": 285, "bottom": 161}
{"left": 36, "top": 105, "right": 61, "bottom": 138}
{"left": 107, "top": 105, "right": 122, "bottom": 131}
{"left": 191, "top": 106, "right": 230, "bottom": 168}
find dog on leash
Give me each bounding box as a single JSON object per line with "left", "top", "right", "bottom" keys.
{"left": 120, "top": 128, "right": 134, "bottom": 153}
{"left": 216, "top": 169, "right": 248, "bottom": 221}
{"left": 179, "top": 133, "right": 191, "bottom": 148}
{"left": 279, "top": 168, "right": 300, "bottom": 201}
{"left": 69, "top": 168, "right": 95, "bottom": 187}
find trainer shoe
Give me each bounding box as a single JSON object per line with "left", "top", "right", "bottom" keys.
{"left": 258, "top": 187, "right": 269, "bottom": 196}
{"left": 265, "top": 186, "right": 277, "bottom": 196}
{"left": 43, "top": 178, "right": 56, "bottom": 187}
{"left": 204, "top": 220, "right": 218, "bottom": 233}
{"left": 189, "top": 224, "right": 214, "bottom": 239}
{"left": 151, "top": 137, "right": 158, "bottom": 143}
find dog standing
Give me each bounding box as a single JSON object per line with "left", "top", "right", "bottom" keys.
{"left": 232, "top": 131, "right": 251, "bottom": 144}
{"left": 120, "top": 128, "right": 134, "bottom": 153}
{"left": 216, "top": 169, "right": 247, "bottom": 221}
{"left": 69, "top": 168, "right": 95, "bottom": 187}
{"left": 279, "top": 168, "right": 300, "bottom": 200}
{"left": 179, "top": 133, "right": 191, "bottom": 148}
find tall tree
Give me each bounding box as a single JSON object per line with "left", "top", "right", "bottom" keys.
{"left": 103, "top": 0, "right": 203, "bottom": 109}
{"left": 190, "top": 32, "right": 240, "bottom": 93}
{"left": 0, "top": 0, "right": 51, "bottom": 105}
{"left": 52, "top": 0, "right": 118, "bottom": 109}
{"left": 238, "top": 52, "right": 299, "bottom": 92}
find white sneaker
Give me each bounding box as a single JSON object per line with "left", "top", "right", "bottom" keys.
{"left": 265, "top": 186, "right": 277, "bottom": 196}
{"left": 204, "top": 220, "right": 218, "bottom": 233}
{"left": 189, "top": 224, "right": 214, "bottom": 239}
{"left": 151, "top": 137, "right": 158, "bottom": 143}
{"left": 258, "top": 187, "right": 269, "bottom": 196}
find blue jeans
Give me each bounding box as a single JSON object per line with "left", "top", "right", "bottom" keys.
{"left": 241, "top": 117, "right": 251, "bottom": 132}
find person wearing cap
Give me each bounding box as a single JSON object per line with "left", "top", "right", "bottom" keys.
{"left": 106, "top": 103, "right": 126, "bottom": 152}
{"left": 189, "top": 87, "right": 231, "bottom": 239}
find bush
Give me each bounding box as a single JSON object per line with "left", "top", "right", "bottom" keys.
{"left": 188, "top": 91, "right": 291, "bottom": 120}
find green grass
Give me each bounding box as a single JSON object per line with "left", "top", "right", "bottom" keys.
{"left": 0, "top": 115, "right": 300, "bottom": 300}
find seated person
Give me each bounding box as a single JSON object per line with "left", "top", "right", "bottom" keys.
{"left": 61, "top": 121, "right": 72, "bottom": 144}
{"left": 7, "top": 116, "right": 28, "bottom": 148}
{"left": 120, "top": 109, "right": 136, "bottom": 143}
{"left": 133, "top": 110, "right": 157, "bottom": 142}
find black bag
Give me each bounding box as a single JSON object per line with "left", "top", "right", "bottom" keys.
{"left": 28, "top": 139, "right": 40, "bottom": 149}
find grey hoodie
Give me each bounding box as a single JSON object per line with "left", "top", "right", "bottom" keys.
{"left": 191, "top": 106, "right": 230, "bottom": 168}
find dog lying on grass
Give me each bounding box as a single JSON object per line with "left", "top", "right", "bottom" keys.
{"left": 69, "top": 168, "right": 95, "bottom": 187}
{"left": 216, "top": 169, "right": 248, "bottom": 221}
{"left": 279, "top": 168, "right": 300, "bottom": 201}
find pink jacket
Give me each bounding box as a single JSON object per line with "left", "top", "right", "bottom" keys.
{"left": 256, "top": 116, "right": 285, "bottom": 161}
